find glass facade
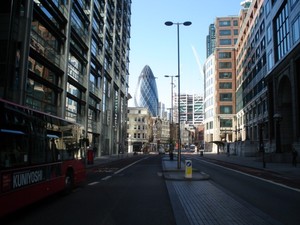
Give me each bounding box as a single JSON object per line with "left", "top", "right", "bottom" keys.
{"left": 134, "top": 65, "right": 159, "bottom": 116}
{"left": 0, "top": 0, "right": 131, "bottom": 157}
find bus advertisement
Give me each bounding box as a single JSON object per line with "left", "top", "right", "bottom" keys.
{"left": 0, "top": 99, "right": 87, "bottom": 217}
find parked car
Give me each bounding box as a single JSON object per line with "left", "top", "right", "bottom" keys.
{"left": 158, "top": 147, "right": 165, "bottom": 154}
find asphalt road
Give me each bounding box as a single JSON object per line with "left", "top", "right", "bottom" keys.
{"left": 186, "top": 154, "right": 300, "bottom": 225}
{"left": 2, "top": 154, "right": 175, "bottom": 225}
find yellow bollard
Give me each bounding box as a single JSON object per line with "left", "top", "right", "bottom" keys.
{"left": 185, "top": 159, "right": 192, "bottom": 178}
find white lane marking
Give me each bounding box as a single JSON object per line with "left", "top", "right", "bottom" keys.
{"left": 113, "top": 157, "right": 149, "bottom": 175}
{"left": 96, "top": 157, "right": 149, "bottom": 181}
{"left": 88, "top": 182, "right": 99, "bottom": 186}
{"left": 194, "top": 157, "right": 300, "bottom": 193}
{"left": 101, "top": 175, "right": 112, "bottom": 181}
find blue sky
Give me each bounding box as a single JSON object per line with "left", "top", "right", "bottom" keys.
{"left": 128, "top": 0, "right": 243, "bottom": 108}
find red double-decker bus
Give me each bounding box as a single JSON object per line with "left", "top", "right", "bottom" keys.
{"left": 0, "top": 99, "right": 87, "bottom": 217}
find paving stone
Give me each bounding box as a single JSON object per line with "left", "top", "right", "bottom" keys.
{"left": 169, "top": 181, "right": 281, "bottom": 225}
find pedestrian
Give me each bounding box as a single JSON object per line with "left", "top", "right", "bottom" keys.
{"left": 292, "top": 147, "right": 298, "bottom": 167}
{"left": 227, "top": 144, "right": 230, "bottom": 157}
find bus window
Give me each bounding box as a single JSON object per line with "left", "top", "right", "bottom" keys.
{"left": 31, "top": 137, "right": 47, "bottom": 164}
{"left": 0, "top": 130, "right": 29, "bottom": 168}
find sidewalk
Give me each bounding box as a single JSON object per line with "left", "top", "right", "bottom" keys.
{"left": 162, "top": 156, "right": 210, "bottom": 181}
{"left": 199, "top": 152, "right": 300, "bottom": 179}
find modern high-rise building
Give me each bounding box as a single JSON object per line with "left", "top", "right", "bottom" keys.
{"left": 0, "top": 0, "right": 131, "bottom": 157}
{"left": 203, "top": 15, "right": 239, "bottom": 152}
{"left": 134, "top": 65, "right": 159, "bottom": 116}
{"left": 206, "top": 24, "right": 216, "bottom": 58}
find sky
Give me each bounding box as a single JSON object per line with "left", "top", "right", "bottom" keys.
{"left": 128, "top": 0, "right": 244, "bottom": 109}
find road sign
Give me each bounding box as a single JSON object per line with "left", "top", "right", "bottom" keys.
{"left": 185, "top": 159, "right": 192, "bottom": 178}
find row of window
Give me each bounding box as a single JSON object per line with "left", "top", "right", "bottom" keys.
{"left": 204, "top": 118, "right": 233, "bottom": 129}
{"left": 133, "top": 125, "right": 146, "bottom": 130}
{"left": 219, "top": 20, "right": 238, "bottom": 27}
{"left": 132, "top": 133, "right": 147, "bottom": 139}
{"left": 133, "top": 117, "right": 146, "bottom": 122}
{"left": 219, "top": 39, "right": 238, "bottom": 45}
{"left": 219, "top": 29, "right": 239, "bottom": 36}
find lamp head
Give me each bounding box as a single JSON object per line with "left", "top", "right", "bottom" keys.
{"left": 183, "top": 21, "right": 192, "bottom": 26}
{"left": 165, "top": 21, "right": 174, "bottom": 26}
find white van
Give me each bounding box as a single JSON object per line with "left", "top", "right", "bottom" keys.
{"left": 189, "top": 144, "right": 196, "bottom": 152}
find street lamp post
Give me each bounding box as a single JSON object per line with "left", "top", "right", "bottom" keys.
{"left": 165, "top": 21, "right": 191, "bottom": 169}
{"left": 164, "top": 75, "right": 178, "bottom": 124}
{"left": 273, "top": 113, "right": 282, "bottom": 153}
{"left": 258, "top": 121, "right": 265, "bottom": 168}
{"left": 164, "top": 75, "right": 178, "bottom": 161}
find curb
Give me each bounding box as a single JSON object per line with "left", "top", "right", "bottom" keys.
{"left": 162, "top": 170, "right": 210, "bottom": 181}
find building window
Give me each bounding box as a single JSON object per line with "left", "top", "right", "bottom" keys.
{"left": 292, "top": 15, "right": 300, "bottom": 43}
{"left": 220, "top": 93, "right": 232, "bottom": 101}
{"left": 219, "top": 20, "right": 231, "bottom": 26}
{"left": 219, "top": 82, "right": 232, "bottom": 89}
{"left": 220, "top": 118, "right": 232, "bottom": 127}
{"left": 265, "top": 0, "right": 271, "bottom": 16}
{"left": 267, "top": 50, "right": 274, "bottom": 71}
{"left": 291, "top": 0, "right": 299, "bottom": 8}
{"left": 219, "top": 30, "right": 231, "bottom": 36}
{"left": 220, "top": 106, "right": 233, "bottom": 114}
{"left": 219, "top": 72, "right": 232, "bottom": 79}
{"left": 274, "top": 3, "right": 290, "bottom": 62}
{"left": 220, "top": 39, "right": 232, "bottom": 45}
{"left": 267, "top": 24, "right": 272, "bottom": 43}
{"left": 219, "top": 62, "right": 232, "bottom": 68}
{"left": 233, "top": 20, "right": 238, "bottom": 26}
{"left": 260, "top": 38, "right": 266, "bottom": 51}
{"left": 219, "top": 52, "right": 232, "bottom": 59}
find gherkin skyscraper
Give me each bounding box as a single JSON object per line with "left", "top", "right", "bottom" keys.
{"left": 134, "top": 65, "right": 159, "bottom": 116}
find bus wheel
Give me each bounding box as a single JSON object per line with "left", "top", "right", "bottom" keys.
{"left": 64, "top": 171, "right": 74, "bottom": 194}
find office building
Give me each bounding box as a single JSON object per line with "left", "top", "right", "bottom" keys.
{"left": 134, "top": 65, "right": 159, "bottom": 116}
{"left": 203, "top": 15, "right": 240, "bottom": 152}
{"left": 264, "top": 0, "right": 300, "bottom": 155}
{"left": 236, "top": 0, "right": 300, "bottom": 157}
{"left": 174, "top": 93, "right": 204, "bottom": 127}
{"left": 204, "top": 0, "right": 300, "bottom": 157}
{"left": 0, "top": 0, "right": 132, "bottom": 157}
{"left": 206, "top": 23, "right": 216, "bottom": 58}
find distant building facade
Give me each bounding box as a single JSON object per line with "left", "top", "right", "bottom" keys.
{"left": 127, "top": 107, "right": 152, "bottom": 153}
{"left": 126, "top": 107, "right": 170, "bottom": 153}
{"left": 173, "top": 93, "right": 204, "bottom": 127}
